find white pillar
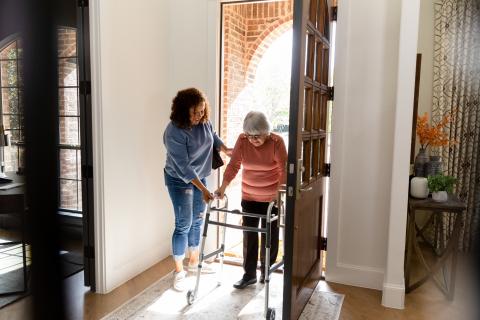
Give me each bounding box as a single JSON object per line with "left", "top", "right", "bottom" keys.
{"left": 382, "top": 0, "right": 420, "bottom": 309}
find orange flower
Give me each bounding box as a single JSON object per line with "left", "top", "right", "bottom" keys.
{"left": 416, "top": 111, "right": 456, "bottom": 149}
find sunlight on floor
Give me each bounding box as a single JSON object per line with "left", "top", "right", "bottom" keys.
{"left": 142, "top": 264, "right": 283, "bottom": 319}
{"left": 0, "top": 241, "right": 31, "bottom": 275}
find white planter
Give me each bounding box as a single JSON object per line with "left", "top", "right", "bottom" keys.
{"left": 410, "top": 177, "right": 429, "bottom": 199}
{"left": 432, "top": 191, "right": 448, "bottom": 202}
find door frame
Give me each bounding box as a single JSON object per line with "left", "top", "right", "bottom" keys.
{"left": 77, "top": 0, "right": 96, "bottom": 290}
{"left": 89, "top": 0, "right": 107, "bottom": 293}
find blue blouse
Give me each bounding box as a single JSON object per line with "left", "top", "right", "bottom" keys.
{"left": 163, "top": 121, "right": 223, "bottom": 184}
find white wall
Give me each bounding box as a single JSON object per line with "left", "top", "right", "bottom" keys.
{"left": 91, "top": 0, "right": 218, "bottom": 293}
{"left": 326, "top": 0, "right": 403, "bottom": 290}
{"left": 417, "top": 0, "right": 436, "bottom": 117}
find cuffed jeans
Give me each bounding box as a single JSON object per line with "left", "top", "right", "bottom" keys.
{"left": 241, "top": 200, "right": 279, "bottom": 280}
{"left": 164, "top": 172, "right": 206, "bottom": 262}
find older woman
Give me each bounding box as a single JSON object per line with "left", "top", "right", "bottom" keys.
{"left": 216, "top": 111, "right": 287, "bottom": 289}
{"left": 164, "top": 88, "right": 231, "bottom": 291}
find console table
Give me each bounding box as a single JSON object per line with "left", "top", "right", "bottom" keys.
{"left": 405, "top": 195, "right": 466, "bottom": 300}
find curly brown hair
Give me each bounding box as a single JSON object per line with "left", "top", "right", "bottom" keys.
{"left": 170, "top": 88, "right": 210, "bottom": 129}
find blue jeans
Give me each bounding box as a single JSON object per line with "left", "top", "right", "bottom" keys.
{"left": 164, "top": 172, "right": 206, "bottom": 262}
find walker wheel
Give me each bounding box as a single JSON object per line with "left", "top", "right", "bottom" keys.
{"left": 186, "top": 290, "right": 195, "bottom": 305}
{"left": 266, "top": 308, "right": 275, "bottom": 320}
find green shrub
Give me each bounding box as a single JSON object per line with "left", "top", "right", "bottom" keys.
{"left": 427, "top": 174, "right": 456, "bottom": 193}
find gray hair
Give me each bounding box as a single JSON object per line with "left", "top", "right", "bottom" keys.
{"left": 243, "top": 111, "right": 271, "bottom": 135}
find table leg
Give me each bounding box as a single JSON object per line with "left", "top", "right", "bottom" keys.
{"left": 405, "top": 206, "right": 414, "bottom": 293}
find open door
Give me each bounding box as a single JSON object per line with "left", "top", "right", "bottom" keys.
{"left": 283, "top": 0, "right": 333, "bottom": 319}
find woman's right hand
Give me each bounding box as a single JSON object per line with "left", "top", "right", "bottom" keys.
{"left": 214, "top": 185, "right": 227, "bottom": 199}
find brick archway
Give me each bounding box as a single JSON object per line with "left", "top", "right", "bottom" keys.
{"left": 221, "top": 1, "right": 293, "bottom": 141}
{"left": 245, "top": 19, "right": 293, "bottom": 85}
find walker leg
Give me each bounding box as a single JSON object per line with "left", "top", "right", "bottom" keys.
{"left": 218, "top": 210, "right": 227, "bottom": 286}
{"left": 188, "top": 211, "right": 211, "bottom": 305}
{"left": 264, "top": 202, "right": 274, "bottom": 317}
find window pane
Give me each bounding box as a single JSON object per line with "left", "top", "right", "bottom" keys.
{"left": 3, "top": 115, "right": 14, "bottom": 130}
{"left": 59, "top": 116, "right": 80, "bottom": 146}
{"left": 1, "top": 88, "right": 19, "bottom": 114}
{"left": 6, "top": 128, "right": 22, "bottom": 142}
{"left": 59, "top": 88, "right": 79, "bottom": 116}
{"left": 0, "top": 41, "right": 17, "bottom": 59}
{"left": 77, "top": 181, "right": 83, "bottom": 211}
{"left": 57, "top": 28, "right": 77, "bottom": 57}
{"left": 4, "top": 145, "right": 17, "bottom": 172}
{"left": 58, "top": 57, "right": 78, "bottom": 87}
{"left": 18, "top": 89, "right": 24, "bottom": 114}
{"left": 7, "top": 115, "right": 21, "bottom": 130}
{"left": 77, "top": 150, "right": 82, "bottom": 178}
{"left": 60, "top": 179, "right": 79, "bottom": 211}
{"left": 17, "top": 40, "right": 23, "bottom": 59}
{"left": 60, "top": 148, "right": 79, "bottom": 180}
{"left": 17, "top": 60, "right": 23, "bottom": 86}
{"left": 1, "top": 60, "right": 18, "bottom": 86}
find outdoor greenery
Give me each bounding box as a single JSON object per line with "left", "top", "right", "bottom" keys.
{"left": 427, "top": 174, "right": 457, "bottom": 193}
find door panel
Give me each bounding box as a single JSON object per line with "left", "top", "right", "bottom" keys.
{"left": 284, "top": 0, "right": 332, "bottom": 319}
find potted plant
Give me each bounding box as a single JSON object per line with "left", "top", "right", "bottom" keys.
{"left": 427, "top": 174, "right": 456, "bottom": 202}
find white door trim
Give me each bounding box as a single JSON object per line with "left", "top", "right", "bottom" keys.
{"left": 89, "top": 0, "right": 107, "bottom": 294}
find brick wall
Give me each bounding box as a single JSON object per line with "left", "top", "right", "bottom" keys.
{"left": 222, "top": 0, "right": 293, "bottom": 143}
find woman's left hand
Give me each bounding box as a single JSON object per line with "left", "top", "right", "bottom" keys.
{"left": 202, "top": 189, "right": 215, "bottom": 203}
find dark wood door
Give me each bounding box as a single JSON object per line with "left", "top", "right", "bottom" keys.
{"left": 283, "top": 0, "right": 332, "bottom": 319}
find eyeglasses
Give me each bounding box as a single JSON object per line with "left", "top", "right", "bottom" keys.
{"left": 245, "top": 134, "right": 264, "bottom": 140}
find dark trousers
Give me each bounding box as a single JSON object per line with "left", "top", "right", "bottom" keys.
{"left": 241, "top": 200, "right": 279, "bottom": 280}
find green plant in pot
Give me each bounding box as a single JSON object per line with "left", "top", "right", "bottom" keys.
{"left": 427, "top": 174, "right": 456, "bottom": 202}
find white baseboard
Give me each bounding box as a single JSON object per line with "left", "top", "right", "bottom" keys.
{"left": 326, "top": 262, "right": 385, "bottom": 290}
{"left": 381, "top": 282, "right": 405, "bottom": 309}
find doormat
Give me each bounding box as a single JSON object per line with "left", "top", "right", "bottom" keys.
{"left": 103, "top": 263, "right": 344, "bottom": 320}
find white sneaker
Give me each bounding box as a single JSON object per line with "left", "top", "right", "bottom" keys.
{"left": 173, "top": 270, "right": 187, "bottom": 291}
{"left": 187, "top": 262, "right": 216, "bottom": 274}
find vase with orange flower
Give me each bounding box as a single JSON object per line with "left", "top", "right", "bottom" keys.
{"left": 414, "top": 147, "right": 429, "bottom": 177}
{"left": 414, "top": 112, "right": 455, "bottom": 177}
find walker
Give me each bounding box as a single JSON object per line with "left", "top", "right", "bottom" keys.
{"left": 186, "top": 189, "right": 286, "bottom": 320}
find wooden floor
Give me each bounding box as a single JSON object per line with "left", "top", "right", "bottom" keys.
{"left": 0, "top": 254, "right": 477, "bottom": 320}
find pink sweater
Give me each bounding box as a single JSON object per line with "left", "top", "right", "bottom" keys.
{"left": 223, "top": 133, "right": 287, "bottom": 202}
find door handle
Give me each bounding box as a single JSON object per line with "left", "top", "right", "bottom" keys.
{"left": 299, "top": 186, "right": 312, "bottom": 193}
{"left": 296, "top": 159, "right": 305, "bottom": 199}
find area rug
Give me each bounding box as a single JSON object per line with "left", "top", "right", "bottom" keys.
{"left": 103, "top": 264, "right": 344, "bottom": 320}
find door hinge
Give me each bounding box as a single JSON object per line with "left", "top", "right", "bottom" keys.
{"left": 287, "top": 186, "right": 294, "bottom": 197}
{"left": 331, "top": 6, "right": 338, "bottom": 22}
{"left": 79, "top": 81, "right": 91, "bottom": 95}
{"left": 81, "top": 164, "right": 93, "bottom": 179}
{"left": 84, "top": 245, "right": 94, "bottom": 258}
{"left": 327, "top": 86, "right": 334, "bottom": 101}
{"left": 321, "top": 237, "right": 328, "bottom": 251}
{"left": 78, "top": 0, "right": 89, "bottom": 7}
{"left": 324, "top": 163, "right": 331, "bottom": 177}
